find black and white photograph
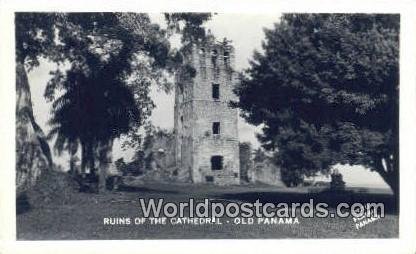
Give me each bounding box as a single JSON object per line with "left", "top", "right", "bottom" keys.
{"left": 13, "top": 11, "right": 401, "bottom": 240}
{"left": 1, "top": 1, "right": 415, "bottom": 253}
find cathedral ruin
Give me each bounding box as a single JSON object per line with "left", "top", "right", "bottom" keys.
{"left": 174, "top": 37, "right": 240, "bottom": 185}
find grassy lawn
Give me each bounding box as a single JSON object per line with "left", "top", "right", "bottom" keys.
{"left": 16, "top": 182, "right": 398, "bottom": 240}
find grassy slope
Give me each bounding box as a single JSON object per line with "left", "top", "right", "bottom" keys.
{"left": 16, "top": 183, "right": 398, "bottom": 240}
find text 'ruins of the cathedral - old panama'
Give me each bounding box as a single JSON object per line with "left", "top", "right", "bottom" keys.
{"left": 174, "top": 35, "right": 240, "bottom": 185}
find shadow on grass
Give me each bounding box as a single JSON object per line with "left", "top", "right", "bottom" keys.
{"left": 16, "top": 193, "right": 31, "bottom": 215}
{"left": 117, "top": 185, "right": 180, "bottom": 194}
{"left": 214, "top": 189, "right": 398, "bottom": 215}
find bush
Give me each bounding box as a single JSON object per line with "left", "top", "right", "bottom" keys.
{"left": 280, "top": 168, "right": 304, "bottom": 187}
{"left": 24, "top": 170, "right": 79, "bottom": 207}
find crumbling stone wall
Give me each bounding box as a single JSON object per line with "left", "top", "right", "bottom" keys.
{"left": 249, "top": 159, "right": 285, "bottom": 187}
{"left": 143, "top": 130, "right": 176, "bottom": 171}
{"left": 174, "top": 38, "right": 240, "bottom": 185}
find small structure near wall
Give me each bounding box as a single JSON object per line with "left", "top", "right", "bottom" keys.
{"left": 330, "top": 168, "right": 346, "bottom": 191}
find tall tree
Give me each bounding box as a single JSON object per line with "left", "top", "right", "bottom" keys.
{"left": 16, "top": 13, "right": 212, "bottom": 192}
{"left": 44, "top": 13, "right": 212, "bottom": 192}
{"left": 45, "top": 13, "right": 178, "bottom": 192}
{"left": 15, "top": 13, "right": 60, "bottom": 194}
{"left": 235, "top": 14, "right": 399, "bottom": 194}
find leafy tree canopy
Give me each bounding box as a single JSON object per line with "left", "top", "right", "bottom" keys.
{"left": 235, "top": 14, "right": 399, "bottom": 193}
{"left": 15, "top": 13, "right": 211, "bottom": 192}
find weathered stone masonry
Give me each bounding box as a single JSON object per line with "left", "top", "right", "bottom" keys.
{"left": 174, "top": 38, "right": 240, "bottom": 185}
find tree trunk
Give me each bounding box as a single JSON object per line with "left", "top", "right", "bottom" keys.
{"left": 97, "top": 140, "right": 113, "bottom": 193}
{"left": 382, "top": 171, "right": 399, "bottom": 197}
{"left": 88, "top": 143, "right": 95, "bottom": 174}
{"left": 81, "top": 140, "right": 95, "bottom": 175}
{"left": 70, "top": 152, "right": 76, "bottom": 177}
{"left": 375, "top": 156, "right": 399, "bottom": 197}
{"left": 81, "top": 141, "right": 87, "bottom": 174}
{"left": 16, "top": 61, "right": 52, "bottom": 194}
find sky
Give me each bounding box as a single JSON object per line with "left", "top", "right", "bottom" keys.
{"left": 27, "top": 13, "right": 389, "bottom": 189}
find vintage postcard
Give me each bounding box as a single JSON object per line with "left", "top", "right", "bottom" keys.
{"left": 0, "top": 0, "right": 415, "bottom": 254}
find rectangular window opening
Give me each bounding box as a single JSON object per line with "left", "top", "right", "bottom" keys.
{"left": 212, "top": 122, "right": 220, "bottom": 135}
{"left": 224, "top": 51, "right": 230, "bottom": 65}
{"left": 212, "top": 83, "right": 220, "bottom": 99}
{"left": 211, "top": 156, "right": 223, "bottom": 170}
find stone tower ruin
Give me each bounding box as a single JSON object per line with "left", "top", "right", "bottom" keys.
{"left": 174, "top": 37, "right": 240, "bottom": 185}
